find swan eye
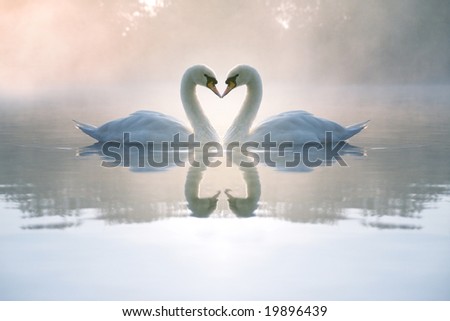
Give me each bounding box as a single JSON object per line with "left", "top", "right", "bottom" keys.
{"left": 204, "top": 74, "right": 217, "bottom": 86}
{"left": 225, "top": 74, "right": 239, "bottom": 86}
{"left": 204, "top": 74, "right": 221, "bottom": 97}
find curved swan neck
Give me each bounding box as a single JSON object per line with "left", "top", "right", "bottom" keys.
{"left": 181, "top": 73, "right": 218, "bottom": 143}
{"left": 225, "top": 70, "right": 263, "bottom": 143}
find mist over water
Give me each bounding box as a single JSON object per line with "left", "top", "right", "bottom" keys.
{"left": 2, "top": 0, "right": 450, "bottom": 95}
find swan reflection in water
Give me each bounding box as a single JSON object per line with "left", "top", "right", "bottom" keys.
{"left": 77, "top": 144, "right": 264, "bottom": 217}
{"left": 185, "top": 153, "right": 263, "bottom": 218}
{"left": 224, "top": 145, "right": 364, "bottom": 217}
{"left": 77, "top": 142, "right": 189, "bottom": 172}
{"left": 184, "top": 165, "right": 220, "bottom": 218}
{"left": 225, "top": 166, "right": 261, "bottom": 218}
{"left": 76, "top": 142, "right": 367, "bottom": 218}
{"left": 5, "top": 138, "right": 441, "bottom": 230}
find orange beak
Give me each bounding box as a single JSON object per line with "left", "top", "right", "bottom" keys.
{"left": 207, "top": 82, "right": 221, "bottom": 98}
{"left": 221, "top": 82, "right": 236, "bottom": 98}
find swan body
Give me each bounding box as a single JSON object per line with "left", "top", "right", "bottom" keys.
{"left": 74, "top": 111, "right": 191, "bottom": 143}
{"left": 248, "top": 111, "right": 368, "bottom": 144}
{"left": 222, "top": 65, "right": 368, "bottom": 146}
{"left": 75, "top": 65, "right": 221, "bottom": 144}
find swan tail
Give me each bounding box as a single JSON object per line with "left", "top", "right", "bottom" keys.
{"left": 73, "top": 120, "right": 100, "bottom": 141}
{"left": 343, "top": 120, "right": 370, "bottom": 140}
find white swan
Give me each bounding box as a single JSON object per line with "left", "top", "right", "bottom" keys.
{"left": 74, "top": 65, "right": 221, "bottom": 145}
{"left": 222, "top": 65, "right": 369, "bottom": 146}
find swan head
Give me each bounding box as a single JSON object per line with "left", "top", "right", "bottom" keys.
{"left": 186, "top": 65, "right": 221, "bottom": 97}
{"left": 222, "top": 65, "right": 259, "bottom": 97}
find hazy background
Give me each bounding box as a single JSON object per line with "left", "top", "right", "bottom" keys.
{"left": 1, "top": 0, "right": 450, "bottom": 95}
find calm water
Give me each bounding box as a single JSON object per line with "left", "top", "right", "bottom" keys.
{"left": 0, "top": 85, "right": 449, "bottom": 300}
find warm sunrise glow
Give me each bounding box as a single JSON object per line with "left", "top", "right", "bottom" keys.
{"left": 139, "top": 0, "right": 165, "bottom": 16}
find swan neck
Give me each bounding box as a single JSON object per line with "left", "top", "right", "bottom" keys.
{"left": 225, "top": 74, "right": 263, "bottom": 143}
{"left": 181, "top": 74, "right": 218, "bottom": 143}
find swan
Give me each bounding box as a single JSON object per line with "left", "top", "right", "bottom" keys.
{"left": 221, "top": 65, "right": 369, "bottom": 146}
{"left": 74, "top": 65, "right": 221, "bottom": 145}
{"left": 225, "top": 163, "right": 261, "bottom": 217}
{"left": 185, "top": 165, "right": 220, "bottom": 218}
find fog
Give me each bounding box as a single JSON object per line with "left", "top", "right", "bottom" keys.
{"left": 1, "top": 0, "right": 449, "bottom": 95}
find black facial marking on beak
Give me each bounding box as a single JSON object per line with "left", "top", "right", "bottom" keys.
{"left": 225, "top": 74, "right": 239, "bottom": 86}
{"left": 204, "top": 74, "right": 218, "bottom": 86}
{"left": 222, "top": 74, "right": 239, "bottom": 97}
{"left": 204, "top": 74, "right": 221, "bottom": 97}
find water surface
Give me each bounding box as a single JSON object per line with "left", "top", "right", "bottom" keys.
{"left": 0, "top": 85, "right": 449, "bottom": 300}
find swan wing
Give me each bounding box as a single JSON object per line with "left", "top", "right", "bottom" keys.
{"left": 130, "top": 110, "right": 185, "bottom": 125}
{"left": 255, "top": 110, "right": 313, "bottom": 127}
{"left": 94, "top": 111, "right": 191, "bottom": 143}
{"left": 250, "top": 110, "right": 350, "bottom": 145}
